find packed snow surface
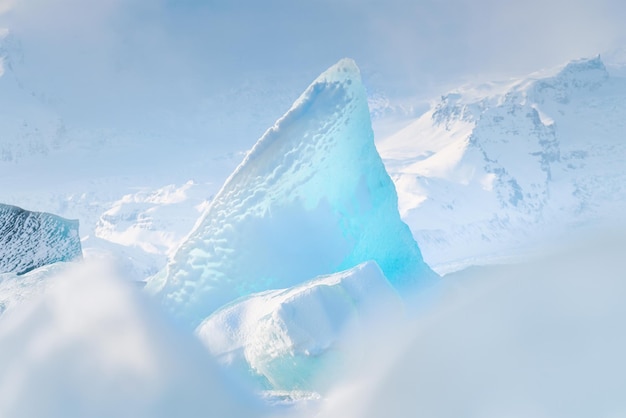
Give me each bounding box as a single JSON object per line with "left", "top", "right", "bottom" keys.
{"left": 150, "top": 58, "right": 435, "bottom": 327}
{"left": 197, "top": 261, "right": 402, "bottom": 392}
{"left": 0, "top": 204, "right": 81, "bottom": 274}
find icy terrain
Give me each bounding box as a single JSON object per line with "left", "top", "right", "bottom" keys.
{"left": 0, "top": 263, "right": 63, "bottom": 317}
{"left": 0, "top": 262, "right": 264, "bottom": 418}
{"left": 197, "top": 261, "right": 402, "bottom": 392}
{"left": 378, "top": 55, "right": 626, "bottom": 273}
{"left": 316, "top": 233, "right": 626, "bottom": 418}
{"left": 0, "top": 204, "right": 81, "bottom": 274}
{"left": 149, "top": 59, "right": 435, "bottom": 328}
{"left": 1, "top": 26, "right": 626, "bottom": 415}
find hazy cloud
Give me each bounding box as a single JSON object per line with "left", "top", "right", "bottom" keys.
{"left": 1, "top": 0, "right": 625, "bottom": 149}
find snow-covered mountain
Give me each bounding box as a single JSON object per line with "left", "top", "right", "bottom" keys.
{"left": 378, "top": 55, "right": 626, "bottom": 273}
{"left": 0, "top": 204, "right": 81, "bottom": 274}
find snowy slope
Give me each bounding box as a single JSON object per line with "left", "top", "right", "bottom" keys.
{"left": 316, "top": 236, "right": 626, "bottom": 418}
{"left": 378, "top": 56, "right": 626, "bottom": 273}
{"left": 197, "top": 261, "right": 402, "bottom": 392}
{"left": 0, "top": 263, "right": 65, "bottom": 317}
{"left": 0, "top": 204, "right": 81, "bottom": 274}
{"left": 149, "top": 58, "right": 436, "bottom": 328}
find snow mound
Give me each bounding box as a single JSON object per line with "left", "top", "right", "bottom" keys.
{"left": 0, "top": 204, "right": 82, "bottom": 274}
{"left": 0, "top": 261, "right": 263, "bottom": 418}
{"left": 0, "top": 263, "right": 67, "bottom": 317}
{"left": 316, "top": 234, "right": 626, "bottom": 418}
{"left": 197, "top": 261, "right": 402, "bottom": 392}
{"left": 150, "top": 58, "right": 435, "bottom": 327}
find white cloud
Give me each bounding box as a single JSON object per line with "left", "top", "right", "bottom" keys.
{"left": 0, "top": 0, "right": 13, "bottom": 15}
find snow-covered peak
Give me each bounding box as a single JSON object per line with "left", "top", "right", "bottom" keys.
{"left": 553, "top": 55, "right": 608, "bottom": 86}
{"left": 378, "top": 54, "right": 626, "bottom": 273}
{"left": 427, "top": 56, "right": 611, "bottom": 129}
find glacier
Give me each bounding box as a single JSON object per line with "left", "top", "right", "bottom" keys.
{"left": 378, "top": 55, "right": 626, "bottom": 273}
{"left": 196, "top": 261, "right": 403, "bottom": 392}
{"left": 0, "top": 203, "right": 82, "bottom": 274}
{"left": 149, "top": 58, "right": 436, "bottom": 327}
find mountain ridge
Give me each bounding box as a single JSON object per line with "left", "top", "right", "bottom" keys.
{"left": 378, "top": 55, "right": 626, "bottom": 273}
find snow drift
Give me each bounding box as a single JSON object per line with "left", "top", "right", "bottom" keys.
{"left": 315, "top": 232, "right": 626, "bottom": 418}
{"left": 0, "top": 261, "right": 263, "bottom": 418}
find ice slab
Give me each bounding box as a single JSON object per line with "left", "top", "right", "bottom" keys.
{"left": 197, "top": 261, "right": 403, "bottom": 391}
{"left": 0, "top": 203, "right": 82, "bottom": 274}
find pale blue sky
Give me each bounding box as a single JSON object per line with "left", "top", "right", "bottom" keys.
{"left": 5, "top": 0, "right": 625, "bottom": 88}
{"left": 2, "top": 0, "right": 625, "bottom": 149}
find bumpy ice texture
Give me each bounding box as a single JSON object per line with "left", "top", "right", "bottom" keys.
{"left": 0, "top": 204, "right": 82, "bottom": 274}
{"left": 196, "top": 261, "right": 403, "bottom": 391}
{"left": 150, "top": 59, "right": 435, "bottom": 327}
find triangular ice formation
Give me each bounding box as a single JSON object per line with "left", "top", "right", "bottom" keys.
{"left": 149, "top": 59, "right": 435, "bottom": 327}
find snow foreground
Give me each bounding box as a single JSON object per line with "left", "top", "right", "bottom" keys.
{"left": 149, "top": 58, "right": 435, "bottom": 328}
{"left": 0, "top": 261, "right": 265, "bottom": 418}
{"left": 1, "top": 234, "right": 625, "bottom": 417}
{"left": 0, "top": 204, "right": 81, "bottom": 274}
{"left": 313, "top": 231, "right": 626, "bottom": 418}
{"left": 197, "top": 261, "right": 403, "bottom": 392}
{"left": 378, "top": 55, "right": 626, "bottom": 273}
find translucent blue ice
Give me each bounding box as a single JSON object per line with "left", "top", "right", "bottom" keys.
{"left": 149, "top": 59, "right": 436, "bottom": 327}
{"left": 197, "top": 261, "right": 404, "bottom": 392}
{"left": 0, "top": 203, "right": 82, "bottom": 274}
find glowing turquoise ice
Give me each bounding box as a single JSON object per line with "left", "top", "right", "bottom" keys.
{"left": 149, "top": 59, "right": 436, "bottom": 328}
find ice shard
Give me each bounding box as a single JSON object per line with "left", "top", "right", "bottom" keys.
{"left": 0, "top": 204, "right": 82, "bottom": 274}
{"left": 196, "top": 261, "right": 403, "bottom": 391}
{"left": 149, "top": 59, "right": 436, "bottom": 327}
